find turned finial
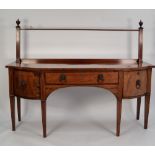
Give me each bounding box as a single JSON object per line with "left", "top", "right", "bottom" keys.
{"left": 139, "top": 20, "right": 143, "bottom": 29}
{"left": 16, "top": 19, "right": 20, "bottom": 28}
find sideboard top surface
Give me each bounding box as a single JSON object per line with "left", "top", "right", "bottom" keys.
{"left": 6, "top": 59, "right": 155, "bottom": 71}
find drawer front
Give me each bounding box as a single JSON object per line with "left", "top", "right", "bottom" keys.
{"left": 45, "top": 72, "right": 118, "bottom": 85}
{"left": 123, "top": 70, "right": 147, "bottom": 97}
{"left": 14, "top": 70, "right": 40, "bottom": 99}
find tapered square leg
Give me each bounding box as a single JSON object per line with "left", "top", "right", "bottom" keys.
{"left": 136, "top": 97, "right": 141, "bottom": 120}
{"left": 116, "top": 98, "right": 122, "bottom": 136}
{"left": 144, "top": 94, "right": 150, "bottom": 129}
{"left": 10, "top": 95, "right": 15, "bottom": 131}
{"left": 41, "top": 100, "right": 46, "bottom": 138}
{"left": 17, "top": 97, "right": 21, "bottom": 121}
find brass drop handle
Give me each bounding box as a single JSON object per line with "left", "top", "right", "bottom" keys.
{"left": 19, "top": 80, "right": 27, "bottom": 89}
{"left": 97, "top": 74, "right": 104, "bottom": 82}
{"left": 59, "top": 74, "right": 66, "bottom": 82}
{"left": 136, "top": 80, "right": 141, "bottom": 89}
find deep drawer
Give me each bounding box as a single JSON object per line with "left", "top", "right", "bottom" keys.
{"left": 14, "top": 70, "right": 40, "bottom": 99}
{"left": 123, "top": 70, "right": 147, "bottom": 97}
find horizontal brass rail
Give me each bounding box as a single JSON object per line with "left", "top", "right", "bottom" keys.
{"left": 20, "top": 28, "right": 139, "bottom": 31}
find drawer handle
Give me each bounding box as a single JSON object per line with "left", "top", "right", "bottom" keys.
{"left": 136, "top": 80, "right": 141, "bottom": 89}
{"left": 19, "top": 80, "right": 27, "bottom": 89}
{"left": 59, "top": 74, "right": 66, "bottom": 82}
{"left": 97, "top": 74, "right": 104, "bottom": 82}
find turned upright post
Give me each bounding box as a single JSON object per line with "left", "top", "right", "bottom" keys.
{"left": 16, "top": 19, "right": 21, "bottom": 63}
{"left": 136, "top": 20, "right": 143, "bottom": 120}
{"left": 138, "top": 20, "right": 143, "bottom": 64}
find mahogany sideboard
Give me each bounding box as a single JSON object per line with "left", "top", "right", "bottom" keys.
{"left": 6, "top": 20, "right": 155, "bottom": 138}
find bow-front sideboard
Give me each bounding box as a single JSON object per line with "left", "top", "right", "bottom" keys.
{"left": 6, "top": 20, "right": 155, "bottom": 138}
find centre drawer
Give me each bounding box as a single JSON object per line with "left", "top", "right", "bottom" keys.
{"left": 45, "top": 71, "right": 118, "bottom": 85}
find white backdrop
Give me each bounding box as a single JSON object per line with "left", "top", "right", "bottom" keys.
{"left": 0, "top": 9, "right": 155, "bottom": 145}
